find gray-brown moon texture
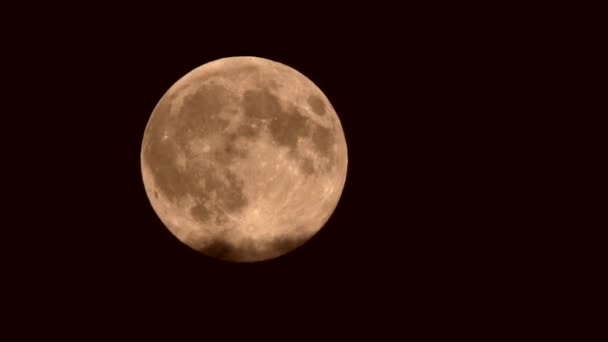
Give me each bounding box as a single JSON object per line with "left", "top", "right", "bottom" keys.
{"left": 140, "top": 56, "right": 348, "bottom": 262}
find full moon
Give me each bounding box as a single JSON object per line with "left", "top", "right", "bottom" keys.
{"left": 140, "top": 56, "right": 348, "bottom": 262}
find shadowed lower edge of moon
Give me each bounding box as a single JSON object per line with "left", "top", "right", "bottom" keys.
{"left": 192, "top": 227, "right": 313, "bottom": 263}
{"left": 141, "top": 57, "right": 347, "bottom": 263}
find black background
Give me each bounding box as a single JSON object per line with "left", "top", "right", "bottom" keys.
{"left": 5, "top": 4, "right": 567, "bottom": 337}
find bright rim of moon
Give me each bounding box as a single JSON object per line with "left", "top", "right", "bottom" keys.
{"left": 140, "top": 56, "right": 348, "bottom": 262}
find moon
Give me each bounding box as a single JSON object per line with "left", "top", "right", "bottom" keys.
{"left": 140, "top": 56, "right": 348, "bottom": 262}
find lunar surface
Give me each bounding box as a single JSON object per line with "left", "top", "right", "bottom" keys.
{"left": 140, "top": 56, "right": 348, "bottom": 262}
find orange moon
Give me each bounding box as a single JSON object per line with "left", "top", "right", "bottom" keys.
{"left": 140, "top": 56, "right": 348, "bottom": 262}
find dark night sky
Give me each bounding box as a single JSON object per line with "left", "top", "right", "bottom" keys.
{"left": 6, "top": 5, "right": 556, "bottom": 336}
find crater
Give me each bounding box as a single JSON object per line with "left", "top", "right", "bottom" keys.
{"left": 307, "top": 94, "right": 326, "bottom": 116}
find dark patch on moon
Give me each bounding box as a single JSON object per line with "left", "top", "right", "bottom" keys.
{"left": 214, "top": 212, "right": 230, "bottom": 226}
{"left": 242, "top": 88, "right": 282, "bottom": 121}
{"left": 189, "top": 165, "right": 249, "bottom": 225}
{"left": 268, "top": 233, "right": 307, "bottom": 256}
{"left": 176, "top": 83, "right": 232, "bottom": 137}
{"left": 307, "top": 94, "right": 326, "bottom": 116}
{"left": 144, "top": 137, "right": 190, "bottom": 203}
{"left": 198, "top": 233, "right": 307, "bottom": 262}
{"left": 143, "top": 82, "right": 250, "bottom": 227}
{"left": 214, "top": 133, "right": 249, "bottom": 165}
{"left": 235, "top": 120, "right": 260, "bottom": 139}
{"left": 198, "top": 239, "right": 236, "bottom": 261}
{"left": 190, "top": 201, "right": 212, "bottom": 223}
{"left": 241, "top": 87, "right": 323, "bottom": 176}
{"left": 216, "top": 170, "right": 248, "bottom": 213}
{"left": 196, "top": 237, "right": 255, "bottom": 262}
{"left": 268, "top": 107, "right": 310, "bottom": 151}
{"left": 299, "top": 157, "right": 315, "bottom": 175}
{"left": 311, "top": 125, "right": 335, "bottom": 158}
